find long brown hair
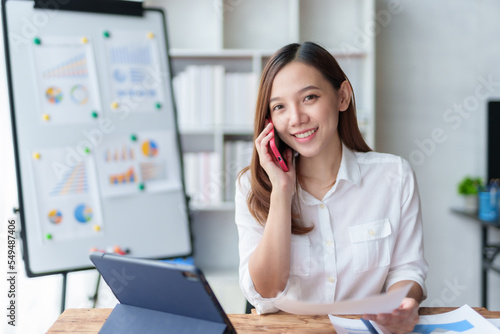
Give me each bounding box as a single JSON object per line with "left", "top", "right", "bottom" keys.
{"left": 239, "top": 42, "right": 371, "bottom": 235}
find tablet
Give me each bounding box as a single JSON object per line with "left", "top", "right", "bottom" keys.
{"left": 90, "top": 252, "right": 236, "bottom": 334}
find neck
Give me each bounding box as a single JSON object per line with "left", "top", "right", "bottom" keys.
{"left": 298, "top": 140, "right": 343, "bottom": 185}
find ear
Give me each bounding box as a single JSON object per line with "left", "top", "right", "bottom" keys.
{"left": 338, "top": 80, "right": 352, "bottom": 112}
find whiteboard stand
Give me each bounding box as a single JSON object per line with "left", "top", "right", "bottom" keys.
{"left": 61, "top": 272, "right": 67, "bottom": 313}
{"left": 90, "top": 274, "right": 101, "bottom": 308}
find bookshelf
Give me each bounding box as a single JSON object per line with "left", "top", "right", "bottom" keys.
{"left": 144, "top": 0, "right": 375, "bottom": 312}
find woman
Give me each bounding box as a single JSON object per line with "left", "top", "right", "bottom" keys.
{"left": 235, "top": 42, "right": 428, "bottom": 333}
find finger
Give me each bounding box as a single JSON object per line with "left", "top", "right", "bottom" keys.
{"left": 259, "top": 131, "right": 274, "bottom": 154}
{"left": 392, "top": 307, "right": 410, "bottom": 317}
{"left": 256, "top": 132, "right": 278, "bottom": 169}
{"left": 362, "top": 314, "right": 376, "bottom": 321}
{"left": 255, "top": 122, "right": 273, "bottom": 144}
{"left": 255, "top": 127, "right": 273, "bottom": 155}
{"left": 377, "top": 312, "right": 419, "bottom": 333}
{"left": 392, "top": 298, "right": 418, "bottom": 316}
{"left": 375, "top": 314, "right": 390, "bottom": 326}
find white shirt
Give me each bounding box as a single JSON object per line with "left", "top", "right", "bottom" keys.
{"left": 235, "top": 144, "right": 428, "bottom": 314}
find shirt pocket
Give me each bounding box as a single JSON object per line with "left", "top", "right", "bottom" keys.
{"left": 349, "top": 219, "right": 392, "bottom": 273}
{"left": 290, "top": 234, "right": 311, "bottom": 276}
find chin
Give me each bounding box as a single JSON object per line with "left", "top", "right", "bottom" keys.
{"left": 294, "top": 148, "right": 321, "bottom": 158}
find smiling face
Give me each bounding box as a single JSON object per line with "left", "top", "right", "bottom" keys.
{"left": 269, "top": 61, "right": 350, "bottom": 159}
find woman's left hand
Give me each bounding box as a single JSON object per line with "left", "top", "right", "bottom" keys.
{"left": 362, "top": 297, "right": 420, "bottom": 334}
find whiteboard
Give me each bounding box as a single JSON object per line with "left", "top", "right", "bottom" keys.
{"left": 2, "top": 0, "right": 192, "bottom": 276}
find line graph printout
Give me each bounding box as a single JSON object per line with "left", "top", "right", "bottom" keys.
{"left": 31, "top": 36, "right": 101, "bottom": 125}
{"left": 30, "top": 147, "right": 103, "bottom": 243}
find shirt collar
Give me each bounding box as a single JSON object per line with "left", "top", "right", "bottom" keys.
{"left": 297, "top": 142, "right": 361, "bottom": 204}
{"left": 338, "top": 142, "right": 361, "bottom": 186}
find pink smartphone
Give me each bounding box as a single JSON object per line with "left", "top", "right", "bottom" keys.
{"left": 268, "top": 119, "right": 289, "bottom": 172}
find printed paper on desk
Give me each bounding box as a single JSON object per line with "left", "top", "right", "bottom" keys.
{"left": 408, "top": 304, "right": 500, "bottom": 334}
{"left": 328, "top": 315, "right": 391, "bottom": 334}
{"left": 274, "top": 283, "right": 412, "bottom": 315}
{"left": 489, "top": 318, "right": 500, "bottom": 330}
{"left": 330, "top": 304, "right": 500, "bottom": 334}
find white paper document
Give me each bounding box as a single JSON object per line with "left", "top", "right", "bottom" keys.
{"left": 410, "top": 305, "right": 500, "bottom": 334}
{"left": 329, "top": 305, "right": 500, "bottom": 334}
{"left": 489, "top": 319, "right": 500, "bottom": 330}
{"left": 274, "top": 283, "right": 412, "bottom": 315}
{"left": 328, "top": 315, "right": 391, "bottom": 334}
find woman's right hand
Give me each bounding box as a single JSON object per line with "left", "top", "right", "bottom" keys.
{"left": 250, "top": 122, "right": 295, "bottom": 298}
{"left": 255, "top": 122, "right": 296, "bottom": 197}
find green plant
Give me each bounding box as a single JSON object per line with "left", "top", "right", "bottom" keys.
{"left": 457, "top": 176, "right": 482, "bottom": 195}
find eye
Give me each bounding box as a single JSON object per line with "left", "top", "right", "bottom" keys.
{"left": 272, "top": 104, "right": 284, "bottom": 111}
{"left": 304, "top": 94, "right": 318, "bottom": 102}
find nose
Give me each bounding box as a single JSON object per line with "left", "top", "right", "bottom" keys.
{"left": 288, "top": 103, "right": 307, "bottom": 127}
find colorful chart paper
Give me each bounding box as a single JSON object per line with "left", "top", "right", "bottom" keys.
{"left": 31, "top": 147, "right": 103, "bottom": 242}
{"left": 95, "top": 131, "right": 181, "bottom": 197}
{"left": 32, "top": 36, "right": 102, "bottom": 124}
{"left": 104, "top": 30, "right": 165, "bottom": 113}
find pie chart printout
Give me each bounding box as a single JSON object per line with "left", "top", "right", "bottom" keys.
{"left": 74, "top": 204, "right": 93, "bottom": 223}
{"left": 142, "top": 140, "right": 158, "bottom": 157}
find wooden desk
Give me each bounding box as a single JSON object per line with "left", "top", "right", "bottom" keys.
{"left": 47, "top": 307, "right": 500, "bottom": 333}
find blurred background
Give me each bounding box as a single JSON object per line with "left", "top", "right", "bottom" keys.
{"left": 0, "top": 0, "right": 499, "bottom": 332}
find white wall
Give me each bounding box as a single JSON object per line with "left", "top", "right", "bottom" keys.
{"left": 375, "top": 0, "right": 500, "bottom": 310}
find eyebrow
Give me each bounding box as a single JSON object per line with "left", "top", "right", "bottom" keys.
{"left": 269, "top": 85, "right": 321, "bottom": 104}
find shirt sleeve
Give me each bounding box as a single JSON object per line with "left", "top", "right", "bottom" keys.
{"left": 234, "top": 172, "right": 287, "bottom": 314}
{"left": 385, "top": 158, "right": 428, "bottom": 300}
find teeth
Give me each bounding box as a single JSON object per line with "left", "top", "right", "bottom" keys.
{"left": 294, "top": 129, "right": 316, "bottom": 139}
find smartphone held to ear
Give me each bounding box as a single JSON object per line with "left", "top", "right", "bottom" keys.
{"left": 268, "top": 119, "right": 289, "bottom": 172}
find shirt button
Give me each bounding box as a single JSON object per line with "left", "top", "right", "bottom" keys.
{"left": 326, "top": 240, "right": 333, "bottom": 247}
{"left": 319, "top": 204, "right": 325, "bottom": 209}
{"left": 368, "top": 229, "right": 375, "bottom": 236}
{"left": 328, "top": 276, "right": 335, "bottom": 283}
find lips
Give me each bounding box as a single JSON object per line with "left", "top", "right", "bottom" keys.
{"left": 293, "top": 128, "right": 317, "bottom": 139}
